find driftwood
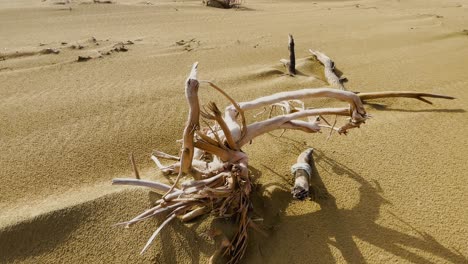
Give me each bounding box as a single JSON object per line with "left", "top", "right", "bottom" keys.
{"left": 113, "top": 48, "right": 454, "bottom": 263}
{"left": 291, "top": 148, "right": 314, "bottom": 200}
{"left": 280, "top": 34, "right": 296, "bottom": 76}
{"left": 290, "top": 148, "right": 330, "bottom": 201}
{"left": 310, "top": 49, "right": 346, "bottom": 90}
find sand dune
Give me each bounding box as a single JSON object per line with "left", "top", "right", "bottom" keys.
{"left": 1, "top": 0, "right": 467, "bottom": 263}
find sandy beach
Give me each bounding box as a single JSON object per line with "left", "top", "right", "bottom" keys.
{"left": 1, "top": 0, "right": 467, "bottom": 263}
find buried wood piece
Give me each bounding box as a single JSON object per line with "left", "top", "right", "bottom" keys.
{"left": 291, "top": 148, "right": 314, "bottom": 200}
{"left": 309, "top": 49, "right": 346, "bottom": 90}
{"left": 280, "top": 34, "right": 296, "bottom": 76}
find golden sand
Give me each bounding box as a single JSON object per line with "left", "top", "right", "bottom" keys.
{"left": 1, "top": 0, "right": 467, "bottom": 262}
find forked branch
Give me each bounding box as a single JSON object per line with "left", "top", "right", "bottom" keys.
{"left": 202, "top": 81, "right": 248, "bottom": 143}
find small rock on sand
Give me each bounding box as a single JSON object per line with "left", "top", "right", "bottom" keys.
{"left": 40, "top": 48, "right": 60, "bottom": 54}
{"left": 77, "top": 56, "right": 92, "bottom": 62}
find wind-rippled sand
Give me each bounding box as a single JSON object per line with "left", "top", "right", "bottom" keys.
{"left": 1, "top": 0, "right": 467, "bottom": 263}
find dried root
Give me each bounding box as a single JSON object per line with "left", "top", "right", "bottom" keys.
{"left": 113, "top": 51, "right": 454, "bottom": 263}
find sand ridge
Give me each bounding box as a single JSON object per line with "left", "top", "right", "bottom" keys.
{"left": 1, "top": 0, "right": 467, "bottom": 263}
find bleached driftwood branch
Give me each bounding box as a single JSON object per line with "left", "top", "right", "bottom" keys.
{"left": 163, "top": 63, "right": 202, "bottom": 197}
{"left": 114, "top": 61, "right": 454, "bottom": 264}
{"left": 310, "top": 49, "right": 346, "bottom": 90}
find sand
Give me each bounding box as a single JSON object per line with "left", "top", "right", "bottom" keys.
{"left": 1, "top": 0, "right": 467, "bottom": 263}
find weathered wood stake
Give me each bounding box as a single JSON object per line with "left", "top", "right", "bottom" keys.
{"left": 280, "top": 34, "right": 296, "bottom": 76}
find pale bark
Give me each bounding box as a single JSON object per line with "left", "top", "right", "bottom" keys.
{"left": 236, "top": 88, "right": 366, "bottom": 116}
{"left": 203, "top": 81, "right": 247, "bottom": 141}
{"left": 309, "top": 49, "right": 346, "bottom": 90}
{"left": 202, "top": 102, "right": 238, "bottom": 150}
{"left": 163, "top": 62, "right": 201, "bottom": 198}
{"left": 291, "top": 148, "right": 314, "bottom": 200}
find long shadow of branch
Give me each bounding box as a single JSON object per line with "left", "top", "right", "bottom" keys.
{"left": 250, "top": 150, "right": 466, "bottom": 263}
{"left": 315, "top": 150, "right": 465, "bottom": 264}
{"left": 366, "top": 103, "right": 465, "bottom": 113}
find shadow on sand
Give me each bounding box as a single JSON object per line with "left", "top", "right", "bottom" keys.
{"left": 247, "top": 149, "right": 466, "bottom": 263}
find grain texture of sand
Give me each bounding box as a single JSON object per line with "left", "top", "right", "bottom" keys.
{"left": 1, "top": 0, "right": 467, "bottom": 263}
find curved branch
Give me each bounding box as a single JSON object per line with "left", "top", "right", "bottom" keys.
{"left": 291, "top": 148, "right": 314, "bottom": 200}
{"left": 206, "top": 102, "right": 238, "bottom": 150}
{"left": 238, "top": 107, "right": 350, "bottom": 146}
{"left": 179, "top": 62, "right": 200, "bottom": 175}
{"left": 309, "top": 49, "right": 345, "bottom": 90}
{"left": 201, "top": 81, "right": 248, "bottom": 141}
{"left": 164, "top": 62, "right": 201, "bottom": 197}
{"left": 237, "top": 88, "right": 365, "bottom": 115}
{"left": 279, "top": 120, "right": 321, "bottom": 133}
